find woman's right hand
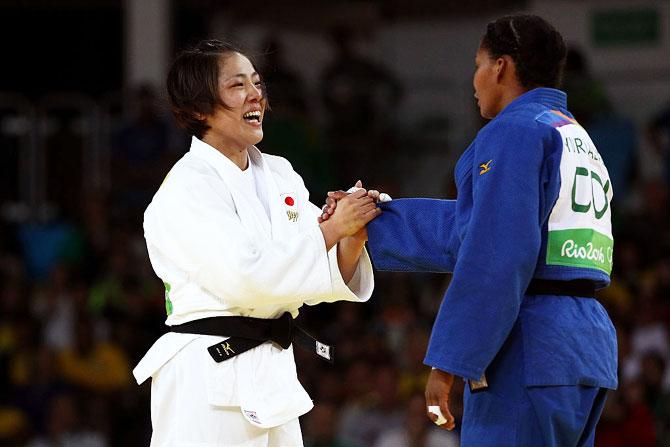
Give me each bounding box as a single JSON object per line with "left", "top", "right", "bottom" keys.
{"left": 318, "top": 180, "right": 383, "bottom": 223}
{"left": 319, "top": 189, "right": 380, "bottom": 250}
{"left": 329, "top": 189, "right": 380, "bottom": 237}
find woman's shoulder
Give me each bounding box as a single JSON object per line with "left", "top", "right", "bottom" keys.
{"left": 260, "top": 152, "right": 306, "bottom": 184}
{"left": 260, "top": 152, "right": 294, "bottom": 173}
{"left": 163, "top": 153, "right": 221, "bottom": 187}
{"left": 474, "top": 108, "right": 560, "bottom": 162}
{"left": 259, "top": 152, "right": 310, "bottom": 196}
{"left": 481, "top": 101, "right": 564, "bottom": 139}
{"left": 151, "top": 153, "right": 231, "bottom": 208}
{"left": 174, "top": 151, "right": 221, "bottom": 178}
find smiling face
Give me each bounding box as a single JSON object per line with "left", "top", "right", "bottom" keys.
{"left": 202, "top": 52, "right": 266, "bottom": 152}
{"left": 473, "top": 46, "right": 504, "bottom": 119}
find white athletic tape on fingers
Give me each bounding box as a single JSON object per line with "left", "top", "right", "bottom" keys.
{"left": 345, "top": 187, "right": 392, "bottom": 203}
{"left": 427, "top": 405, "right": 447, "bottom": 425}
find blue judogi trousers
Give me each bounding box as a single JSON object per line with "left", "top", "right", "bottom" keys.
{"left": 459, "top": 320, "right": 608, "bottom": 446}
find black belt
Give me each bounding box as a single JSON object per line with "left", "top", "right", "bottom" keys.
{"left": 525, "top": 279, "right": 596, "bottom": 298}
{"left": 169, "top": 312, "right": 334, "bottom": 364}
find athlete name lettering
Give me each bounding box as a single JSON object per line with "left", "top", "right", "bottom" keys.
{"left": 564, "top": 136, "right": 601, "bottom": 161}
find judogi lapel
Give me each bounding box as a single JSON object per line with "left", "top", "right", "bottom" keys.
{"left": 190, "top": 139, "right": 272, "bottom": 240}
{"left": 249, "top": 145, "right": 294, "bottom": 242}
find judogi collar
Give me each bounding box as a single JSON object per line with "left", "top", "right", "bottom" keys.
{"left": 188, "top": 137, "right": 294, "bottom": 242}
{"left": 499, "top": 87, "right": 568, "bottom": 117}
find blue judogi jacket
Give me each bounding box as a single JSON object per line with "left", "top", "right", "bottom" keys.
{"left": 367, "top": 88, "right": 618, "bottom": 389}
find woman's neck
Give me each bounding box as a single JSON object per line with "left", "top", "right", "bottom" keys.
{"left": 494, "top": 84, "right": 529, "bottom": 117}
{"left": 202, "top": 134, "right": 249, "bottom": 170}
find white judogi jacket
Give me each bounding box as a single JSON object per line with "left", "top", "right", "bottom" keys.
{"left": 133, "top": 137, "right": 374, "bottom": 428}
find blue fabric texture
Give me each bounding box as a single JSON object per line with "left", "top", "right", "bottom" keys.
{"left": 367, "top": 198, "right": 457, "bottom": 273}
{"left": 367, "top": 88, "right": 618, "bottom": 389}
{"left": 459, "top": 319, "right": 608, "bottom": 446}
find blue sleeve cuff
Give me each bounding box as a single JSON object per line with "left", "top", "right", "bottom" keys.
{"left": 423, "top": 354, "right": 483, "bottom": 382}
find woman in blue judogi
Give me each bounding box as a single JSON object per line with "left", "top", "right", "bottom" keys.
{"left": 334, "top": 14, "right": 618, "bottom": 447}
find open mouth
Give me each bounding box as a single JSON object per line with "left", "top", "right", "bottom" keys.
{"left": 243, "top": 110, "right": 262, "bottom": 123}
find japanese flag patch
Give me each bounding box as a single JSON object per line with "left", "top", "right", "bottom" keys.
{"left": 281, "top": 193, "right": 299, "bottom": 222}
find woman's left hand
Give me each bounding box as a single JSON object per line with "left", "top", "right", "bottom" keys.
{"left": 318, "top": 180, "right": 383, "bottom": 223}
{"left": 425, "top": 368, "right": 456, "bottom": 431}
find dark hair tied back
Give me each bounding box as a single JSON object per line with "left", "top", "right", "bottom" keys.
{"left": 481, "top": 14, "right": 567, "bottom": 89}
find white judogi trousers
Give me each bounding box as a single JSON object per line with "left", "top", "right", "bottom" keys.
{"left": 149, "top": 337, "right": 303, "bottom": 447}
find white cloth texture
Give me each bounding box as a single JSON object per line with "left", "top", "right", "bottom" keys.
{"left": 149, "top": 336, "right": 304, "bottom": 447}
{"left": 133, "top": 137, "right": 374, "bottom": 445}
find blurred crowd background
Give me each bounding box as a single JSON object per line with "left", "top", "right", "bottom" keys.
{"left": 1, "top": 0, "right": 670, "bottom": 446}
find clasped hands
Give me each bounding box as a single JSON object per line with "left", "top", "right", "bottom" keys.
{"left": 317, "top": 181, "right": 383, "bottom": 243}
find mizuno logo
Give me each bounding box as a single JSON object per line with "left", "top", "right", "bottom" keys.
{"left": 479, "top": 160, "right": 493, "bottom": 175}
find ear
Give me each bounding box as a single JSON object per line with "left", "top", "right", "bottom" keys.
{"left": 496, "top": 55, "right": 516, "bottom": 83}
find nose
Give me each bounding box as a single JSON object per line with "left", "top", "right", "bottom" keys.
{"left": 247, "top": 81, "right": 262, "bottom": 102}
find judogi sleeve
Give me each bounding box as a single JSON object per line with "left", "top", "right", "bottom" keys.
{"left": 145, "top": 168, "right": 367, "bottom": 309}
{"left": 366, "top": 199, "right": 458, "bottom": 273}
{"left": 424, "top": 120, "right": 547, "bottom": 380}
{"left": 297, "top": 178, "right": 374, "bottom": 305}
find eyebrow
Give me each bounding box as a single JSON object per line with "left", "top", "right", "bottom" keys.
{"left": 226, "top": 72, "right": 259, "bottom": 81}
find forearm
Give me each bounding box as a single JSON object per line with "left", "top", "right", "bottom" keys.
{"left": 319, "top": 219, "right": 341, "bottom": 251}
{"left": 336, "top": 236, "right": 366, "bottom": 284}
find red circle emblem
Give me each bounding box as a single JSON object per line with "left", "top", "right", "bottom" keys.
{"left": 284, "top": 196, "right": 294, "bottom": 206}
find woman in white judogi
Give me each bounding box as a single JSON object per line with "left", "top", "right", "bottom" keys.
{"left": 133, "top": 40, "right": 380, "bottom": 446}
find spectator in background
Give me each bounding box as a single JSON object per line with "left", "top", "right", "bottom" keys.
{"left": 259, "top": 35, "right": 335, "bottom": 199}
{"left": 595, "top": 383, "right": 656, "bottom": 447}
{"left": 8, "top": 332, "right": 65, "bottom": 436}
{"left": 623, "top": 295, "right": 669, "bottom": 384}
{"left": 337, "top": 363, "right": 405, "bottom": 445}
{"left": 111, "top": 84, "right": 186, "bottom": 220}
{"left": 32, "top": 265, "right": 81, "bottom": 351}
{"left": 320, "top": 25, "right": 401, "bottom": 185}
{"left": 303, "top": 401, "right": 359, "bottom": 447}
{"left": 57, "top": 316, "right": 131, "bottom": 392}
{"left": 0, "top": 405, "right": 28, "bottom": 446}
{"left": 560, "top": 47, "right": 607, "bottom": 124}
{"left": 396, "top": 326, "right": 432, "bottom": 399}
{"left": 640, "top": 351, "right": 670, "bottom": 443}
{"left": 17, "top": 218, "right": 85, "bottom": 283}
{"left": 648, "top": 102, "right": 670, "bottom": 184}
{"left": 374, "top": 275, "right": 416, "bottom": 354}
{"left": 26, "top": 392, "right": 107, "bottom": 447}
{"left": 260, "top": 35, "right": 306, "bottom": 115}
